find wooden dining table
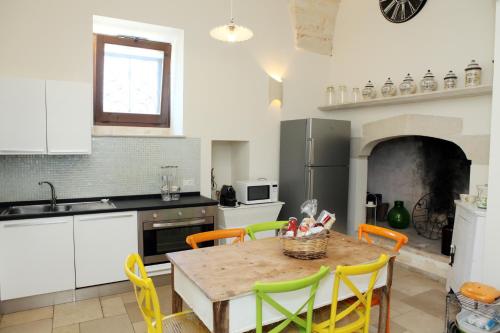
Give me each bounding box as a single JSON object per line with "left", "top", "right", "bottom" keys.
{"left": 166, "top": 231, "right": 396, "bottom": 333}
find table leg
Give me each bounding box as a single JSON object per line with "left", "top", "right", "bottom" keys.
{"left": 170, "top": 265, "right": 183, "bottom": 313}
{"left": 213, "top": 300, "right": 229, "bottom": 333}
{"left": 378, "top": 256, "right": 394, "bottom": 333}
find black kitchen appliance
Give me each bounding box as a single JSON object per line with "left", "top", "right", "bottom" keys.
{"left": 219, "top": 185, "right": 237, "bottom": 207}
{"left": 138, "top": 206, "right": 217, "bottom": 265}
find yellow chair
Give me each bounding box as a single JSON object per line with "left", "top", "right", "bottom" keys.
{"left": 314, "top": 254, "right": 390, "bottom": 333}
{"left": 124, "top": 254, "right": 209, "bottom": 333}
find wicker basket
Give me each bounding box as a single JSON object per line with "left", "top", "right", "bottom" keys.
{"left": 279, "top": 229, "right": 329, "bottom": 260}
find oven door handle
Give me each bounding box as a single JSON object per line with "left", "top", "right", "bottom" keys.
{"left": 151, "top": 219, "right": 211, "bottom": 229}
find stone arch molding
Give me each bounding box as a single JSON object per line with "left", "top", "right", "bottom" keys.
{"left": 355, "top": 114, "right": 490, "bottom": 165}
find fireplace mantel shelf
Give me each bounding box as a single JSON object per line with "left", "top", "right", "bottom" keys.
{"left": 318, "top": 85, "right": 492, "bottom": 111}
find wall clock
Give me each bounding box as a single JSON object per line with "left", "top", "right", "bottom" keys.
{"left": 380, "top": 0, "right": 427, "bottom": 23}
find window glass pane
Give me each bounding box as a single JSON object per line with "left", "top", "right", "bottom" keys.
{"left": 103, "top": 43, "right": 164, "bottom": 115}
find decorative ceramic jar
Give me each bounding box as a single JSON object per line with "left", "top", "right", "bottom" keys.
{"left": 465, "top": 60, "right": 482, "bottom": 87}
{"left": 444, "top": 71, "right": 458, "bottom": 89}
{"left": 362, "top": 80, "right": 377, "bottom": 100}
{"left": 387, "top": 201, "right": 410, "bottom": 229}
{"left": 381, "top": 78, "right": 397, "bottom": 97}
{"left": 399, "top": 73, "right": 417, "bottom": 95}
{"left": 420, "top": 70, "right": 438, "bottom": 92}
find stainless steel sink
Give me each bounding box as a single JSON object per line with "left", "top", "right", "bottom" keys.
{"left": 3, "top": 204, "right": 72, "bottom": 215}
{"left": 65, "top": 201, "right": 116, "bottom": 212}
{"left": 1, "top": 201, "right": 116, "bottom": 216}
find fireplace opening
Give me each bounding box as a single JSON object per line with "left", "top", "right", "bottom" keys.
{"left": 366, "top": 136, "right": 471, "bottom": 256}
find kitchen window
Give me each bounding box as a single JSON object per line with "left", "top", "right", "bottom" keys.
{"left": 93, "top": 34, "right": 171, "bottom": 127}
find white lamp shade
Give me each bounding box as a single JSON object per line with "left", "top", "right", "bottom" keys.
{"left": 210, "top": 23, "right": 253, "bottom": 43}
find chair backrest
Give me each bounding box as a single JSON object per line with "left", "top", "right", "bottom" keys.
{"left": 327, "top": 254, "right": 389, "bottom": 333}
{"left": 246, "top": 221, "right": 288, "bottom": 240}
{"left": 253, "top": 266, "right": 330, "bottom": 333}
{"left": 185, "top": 228, "right": 246, "bottom": 249}
{"left": 358, "top": 224, "right": 408, "bottom": 252}
{"left": 124, "top": 253, "right": 163, "bottom": 333}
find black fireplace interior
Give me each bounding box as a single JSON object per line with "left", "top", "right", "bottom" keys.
{"left": 367, "top": 136, "right": 471, "bottom": 254}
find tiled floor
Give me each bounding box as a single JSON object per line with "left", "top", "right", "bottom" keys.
{"left": 0, "top": 264, "right": 446, "bottom": 333}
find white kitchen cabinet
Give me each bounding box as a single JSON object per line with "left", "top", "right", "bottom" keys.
{"left": 46, "top": 80, "right": 92, "bottom": 154}
{"left": 74, "top": 211, "right": 138, "bottom": 288}
{"left": 447, "top": 201, "right": 486, "bottom": 291}
{"left": 0, "top": 77, "right": 47, "bottom": 154}
{"left": 0, "top": 217, "right": 75, "bottom": 300}
{"left": 0, "top": 77, "right": 92, "bottom": 155}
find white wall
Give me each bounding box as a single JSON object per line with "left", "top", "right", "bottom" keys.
{"left": 283, "top": 0, "right": 495, "bottom": 131}
{"left": 211, "top": 140, "right": 250, "bottom": 194}
{"left": 211, "top": 141, "right": 234, "bottom": 191}
{"left": 0, "top": 0, "right": 333, "bottom": 197}
{"left": 483, "top": 0, "right": 500, "bottom": 289}
{"left": 281, "top": 0, "right": 495, "bottom": 234}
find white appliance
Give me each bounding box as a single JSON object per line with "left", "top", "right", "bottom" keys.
{"left": 447, "top": 201, "right": 486, "bottom": 291}
{"left": 217, "top": 201, "right": 284, "bottom": 243}
{"left": 234, "top": 180, "right": 279, "bottom": 205}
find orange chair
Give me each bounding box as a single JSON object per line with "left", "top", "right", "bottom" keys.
{"left": 186, "top": 228, "right": 246, "bottom": 249}
{"left": 357, "top": 224, "right": 408, "bottom": 333}
{"left": 358, "top": 223, "right": 408, "bottom": 252}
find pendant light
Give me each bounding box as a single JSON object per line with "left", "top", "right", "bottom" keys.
{"left": 210, "top": 0, "right": 253, "bottom": 43}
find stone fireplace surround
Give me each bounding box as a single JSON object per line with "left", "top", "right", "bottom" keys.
{"left": 347, "top": 114, "right": 490, "bottom": 279}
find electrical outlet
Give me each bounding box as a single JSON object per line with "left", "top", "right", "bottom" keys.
{"left": 183, "top": 178, "right": 195, "bottom": 186}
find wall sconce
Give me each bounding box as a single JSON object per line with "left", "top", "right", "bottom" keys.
{"left": 268, "top": 76, "right": 283, "bottom": 107}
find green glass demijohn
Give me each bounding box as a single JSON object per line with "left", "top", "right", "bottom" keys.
{"left": 387, "top": 200, "right": 410, "bottom": 229}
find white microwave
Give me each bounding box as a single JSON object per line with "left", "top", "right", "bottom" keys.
{"left": 234, "top": 180, "right": 279, "bottom": 205}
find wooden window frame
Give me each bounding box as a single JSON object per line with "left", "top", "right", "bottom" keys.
{"left": 93, "top": 34, "right": 171, "bottom": 128}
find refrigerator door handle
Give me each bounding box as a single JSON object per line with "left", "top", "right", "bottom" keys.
{"left": 307, "top": 138, "right": 315, "bottom": 165}
{"left": 310, "top": 168, "right": 314, "bottom": 200}
{"left": 306, "top": 167, "right": 314, "bottom": 200}
{"left": 305, "top": 168, "right": 309, "bottom": 200}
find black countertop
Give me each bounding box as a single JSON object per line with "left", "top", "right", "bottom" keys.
{"left": 0, "top": 193, "right": 218, "bottom": 221}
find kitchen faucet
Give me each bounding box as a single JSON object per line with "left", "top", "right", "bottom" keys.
{"left": 38, "top": 181, "right": 57, "bottom": 210}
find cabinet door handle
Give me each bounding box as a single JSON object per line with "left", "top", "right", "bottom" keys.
{"left": 151, "top": 219, "right": 211, "bottom": 229}
{"left": 0, "top": 149, "right": 46, "bottom": 154}
{"left": 48, "top": 149, "right": 90, "bottom": 154}
{"left": 4, "top": 219, "right": 70, "bottom": 228}
{"left": 78, "top": 213, "right": 135, "bottom": 222}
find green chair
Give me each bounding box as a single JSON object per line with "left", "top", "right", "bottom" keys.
{"left": 253, "top": 265, "right": 330, "bottom": 333}
{"left": 246, "top": 221, "right": 288, "bottom": 240}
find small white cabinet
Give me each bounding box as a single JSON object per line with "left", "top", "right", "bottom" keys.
{"left": 46, "top": 80, "right": 92, "bottom": 154}
{"left": 447, "top": 201, "right": 486, "bottom": 291}
{"left": 0, "top": 77, "right": 47, "bottom": 154}
{"left": 0, "top": 217, "right": 75, "bottom": 300}
{"left": 74, "top": 211, "right": 138, "bottom": 288}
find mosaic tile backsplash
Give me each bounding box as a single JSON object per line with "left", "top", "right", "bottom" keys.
{"left": 0, "top": 137, "right": 201, "bottom": 202}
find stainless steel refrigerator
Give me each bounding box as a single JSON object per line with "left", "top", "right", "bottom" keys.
{"left": 278, "top": 118, "right": 351, "bottom": 234}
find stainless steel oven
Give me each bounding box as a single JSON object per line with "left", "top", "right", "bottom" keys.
{"left": 138, "top": 206, "right": 216, "bottom": 265}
